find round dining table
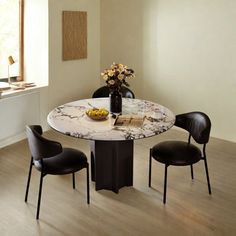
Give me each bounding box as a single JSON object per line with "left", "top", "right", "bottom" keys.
{"left": 47, "top": 98, "right": 175, "bottom": 193}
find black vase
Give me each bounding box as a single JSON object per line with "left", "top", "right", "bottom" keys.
{"left": 109, "top": 90, "right": 122, "bottom": 114}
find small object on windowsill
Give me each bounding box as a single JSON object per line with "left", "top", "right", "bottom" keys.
{"left": 13, "top": 86, "right": 25, "bottom": 90}
{"left": 0, "top": 82, "right": 11, "bottom": 90}
{"left": 16, "top": 76, "right": 23, "bottom": 82}
{"left": 11, "top": 82, "right": 36, "bottom": 89}
{"left": 0, "top": 82, "right": 42, "bottom": 99}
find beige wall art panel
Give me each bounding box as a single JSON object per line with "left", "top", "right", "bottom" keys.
{"left": 62, "top": 11, "right": 87, "bottom": 60}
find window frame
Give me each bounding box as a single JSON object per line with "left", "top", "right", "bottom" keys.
{"left": 19, "top": 0, "right": 24, "bottom": 81}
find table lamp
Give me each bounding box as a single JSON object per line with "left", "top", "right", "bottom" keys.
{"left": 8, "top": 56, "right": 15, "bottom": 84}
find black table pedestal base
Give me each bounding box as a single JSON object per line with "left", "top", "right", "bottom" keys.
{"left": 90, "top": 140, "right": 134, "bottom": 193}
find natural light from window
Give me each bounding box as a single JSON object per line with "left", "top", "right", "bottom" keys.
{"left": 0, "top": 0, "right": 20, "bottom": 79}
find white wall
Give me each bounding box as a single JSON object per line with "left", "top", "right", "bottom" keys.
{"left": 0, "top": 0, "right": 100, "bottom": 147}
{"left": 101, "top": 0, "right": 236, "bottom": 142}
{"left": 100, "top": 0, "right": 145, "bottom": 96}
{"left": 0, "top": 92, "right": 40, "bottom": 147}
{"left": 48, "top": 0, "right": 100, "bottom": 111}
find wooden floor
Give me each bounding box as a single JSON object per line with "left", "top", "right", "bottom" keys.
{"left": 0, "top": 129, "right": 236, "bottom": 236}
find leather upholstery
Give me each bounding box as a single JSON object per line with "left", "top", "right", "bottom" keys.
{"left": 175, "top": 112, "right": 211, "bottom": 144}
{"left": 151, "top": 112, "right": 211, "bottom": 166}
{"left": 34, "top": 148, "right": 88, "bottom": 175}
{"left": 152, "top": 141, "right": 202, "bottom": 166}
{"left": 92, "top": 85, "right": 135, "bottom": 98}
{"left": 26, "top": 125, "right": 88, "bottom": 175}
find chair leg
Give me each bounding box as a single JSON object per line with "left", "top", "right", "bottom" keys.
{"left": 86, "top": 165, "right": 90, "bottom": 204}
{"left": 72, "top": 173, "right": 75, "bottom": 189}
{"left": 163, "top": 164, "right": 168, "bottom": 204}
{"left": 36, "top": 172, "right": 44, "bottom": 220}
{"left": 203, "top": 158, "right": 212, "bottom": 194}
{"left": 190, "top": 165, "right": 194, "bottom": 180}
{"left": 25, "top": 157, "right": 33, "bottom": 202}
{"left": 148, "top": 149, "right": 152, "bottom": 187}
{"left": 90, "top": 151, "right": 95, "bottom": 181}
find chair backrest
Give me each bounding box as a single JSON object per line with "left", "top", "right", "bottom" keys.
{"left": 175, "top": 112, "right": 211, "bottom": 144}
{"left": 92, "top": 86, "right": 135, "bottom": 98}
{"left": 26, "top": 125, "right": 63, "bottom": 161}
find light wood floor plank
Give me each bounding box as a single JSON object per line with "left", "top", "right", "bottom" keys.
{"left": 0, "top": 129, "right": 236, "bottom": 235}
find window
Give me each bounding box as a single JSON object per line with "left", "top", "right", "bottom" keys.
{"left": 0, "top": 0, "right": 24, "bottom": 81}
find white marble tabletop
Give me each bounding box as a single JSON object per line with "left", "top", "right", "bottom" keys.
{"left": 47, "top": 98, "right": 175, "bottom": 141}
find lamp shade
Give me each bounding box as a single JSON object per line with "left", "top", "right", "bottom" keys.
{"left": 8, "top": 56, "right": 15, "bottom": 65}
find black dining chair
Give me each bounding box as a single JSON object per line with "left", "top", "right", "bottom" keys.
{"left": 92, "top": 85, "right": 135, "bottom": 99}
{"left": 148, "top": 112, "right": 212, "bottom": 203}
{"left": 25, "top": 125, "right": 90, "bottom": 219}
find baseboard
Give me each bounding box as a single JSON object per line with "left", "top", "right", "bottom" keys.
{"left": 0, "top": 125, "right": 50, "bottom": 149}
{"left": 0, "top": 132, "right": 26, "bottom": 149}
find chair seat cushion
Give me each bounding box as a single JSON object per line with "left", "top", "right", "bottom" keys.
{"left": 34, "top": 148, "right": 88, "bottom": 175}
{"left": 151, "top": 141, "right": 202, "bottom": 166}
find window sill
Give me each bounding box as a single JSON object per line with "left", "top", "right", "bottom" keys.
{"left": 0, "top": 83, "right": 46, "bottom": 99}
